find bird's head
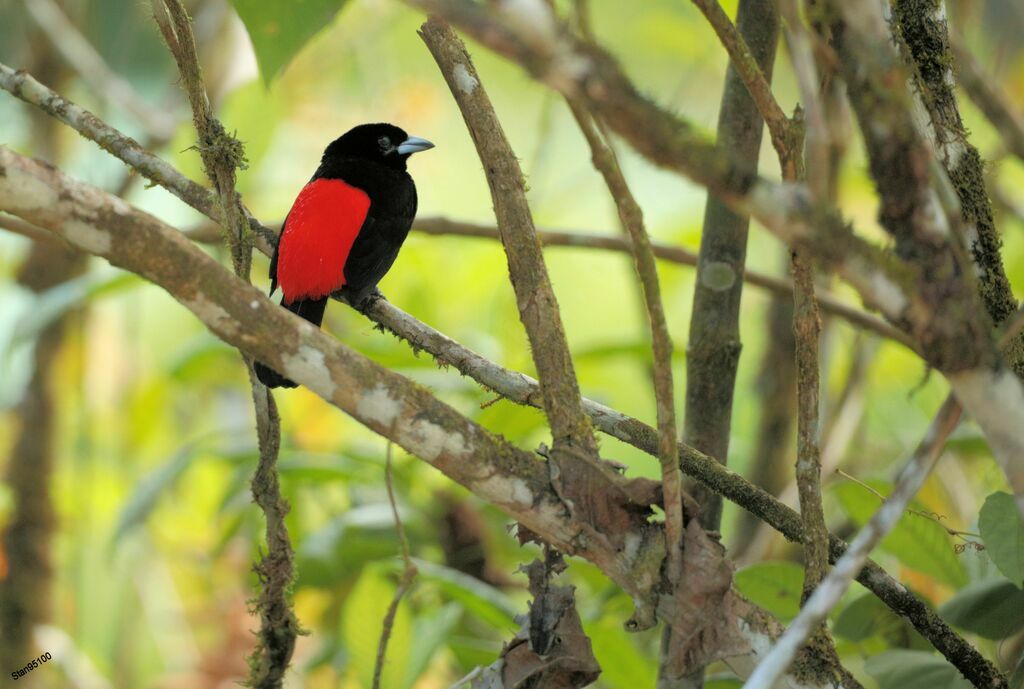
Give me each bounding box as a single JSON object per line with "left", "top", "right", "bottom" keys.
{"left": 322, "top": 123, "right": 434, "bottom": 171}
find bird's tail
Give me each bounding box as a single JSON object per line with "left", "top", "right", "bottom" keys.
{"left": 255, "top": 297, "right": 329, "bottom": 388}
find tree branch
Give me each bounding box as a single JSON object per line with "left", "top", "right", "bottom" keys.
{"left": 418, "top": 16, "right": 599, "bottom": 458}
{"left": 0, "top": 62, "right": 276, "bottom": 253}
{"left": 893, "top": 0, "right": 1024, "bottom": 373}
{"left": 823, "top": 0, "right": 1024, "bottom": 513}
{"left": 0, "top": 62, "right": 1000, "bottom": 683}
{"left": 392, "top": 217, "right": 916, "bottom": 348}
{"left": 373, "top": 444, "right": 418, "bottom": 689}
{"left": 565, "top": 99, "right": 686, "bottom": 655}
{"left": 150, "top": 2, "right": 295, "bottom": 684}
{"left": 0, "top": 146, "right": 849, "bottom": 688}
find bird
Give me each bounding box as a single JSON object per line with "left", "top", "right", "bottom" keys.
{"left": 254, "top": 123, "right": 434, "bottom": 389}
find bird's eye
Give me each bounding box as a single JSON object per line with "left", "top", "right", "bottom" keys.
{"left": 378, "top": 136, "right": 391, "bottom": 151}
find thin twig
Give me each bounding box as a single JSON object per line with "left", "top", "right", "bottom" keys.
{"left": 689, "top": 0, "right": 791, "bottom": 158}
{"left": 566, "top": 102, "right": 685, "bottom": 583}
{"left": 373, "top": 444, "right": 418, "bottom": 689}
{"left": 151, "top": 0, "right": 251, "bottom": 277}
{"left": 835, "top": 469, "right": 981, "bottom": 540}
{"left": 777, "top": 0, "right": 831, "bottom": 199}
{"left": 743, "top": 396, "right": 963, "bottom": 689}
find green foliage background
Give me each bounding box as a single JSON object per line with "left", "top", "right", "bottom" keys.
{"left": 1, "top": 0, "right": 1024, "bottom": 687}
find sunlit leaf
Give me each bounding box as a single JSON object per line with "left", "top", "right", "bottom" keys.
{"left": 865, "top": 650, "right": 971, "bottom": 689}
{"left": 228, "top": 0, "right": 351, "bottom": 84}
{"left": 734, "top": 561, "right": 804, "bottom": 622}
{"left": 342, "top": 565, "right": 411, "bottom": 689}
{"left": 939, "top": 578, "right": 1024, "bottom": 639}
{"left": 979, "top": 491, "right": 1024, "bottom": 586}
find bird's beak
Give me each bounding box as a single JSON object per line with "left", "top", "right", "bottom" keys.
{"left": 396, "top": 135, "right": 435, "bottom": 156}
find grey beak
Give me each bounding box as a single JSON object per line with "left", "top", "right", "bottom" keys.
{"left": 396, "top": 135, "right": 434, "bottom": 156}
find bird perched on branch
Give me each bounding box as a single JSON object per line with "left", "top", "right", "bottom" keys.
{"left": 255, "top": 123, "right": 434, "bottom": 388}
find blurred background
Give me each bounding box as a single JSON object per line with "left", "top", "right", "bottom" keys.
{"left": 1, "top": 0, "right": 1023, "bottom": 687}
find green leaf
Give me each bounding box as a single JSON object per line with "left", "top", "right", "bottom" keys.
{"left": 297, "top": 506, "right": 399, "bottom": 587}
{"left": 734, "top": 561, "right": 805, "bottom": 622}
{"left": 405, "top": 603, "right": 461, "bottom": 689}
{"left": 110, "top": 442, "right": 204, "bottom": 546}
{"left": 411, "top": 560, "right": 520, "bottom": 631}
{"left": 228, "top": 0, "right": 350, "bottom": 84}
{"left": 939, "top": 578, "right": 1024, "bottom": 639}
{"left": 341, "top": 565, "right": 412, "bottom": 689}
{"left": 834, "top": 593, "right": 929, "bottom": 649}
{"left": 865, "top": 650, "right": 972, "bottom": 689}
{"left": 979, "top": 492, "right": 1024, "bottom": 586}
{"left": 835, "top": 481, "right": 966, "bottom": 587}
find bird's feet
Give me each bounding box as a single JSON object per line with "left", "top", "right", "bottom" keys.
{"left": 333, "top": 286, "right": 386, "bottom": 312}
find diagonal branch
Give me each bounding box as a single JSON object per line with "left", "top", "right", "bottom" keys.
{"left": 418, "top": 17, "right": 598, "bottom": 458}
{"left": 892, "top": 0, "right": 1024, "bottom": 374}
{"left": 566, "top": 101, "right": 685, "bottom": 592}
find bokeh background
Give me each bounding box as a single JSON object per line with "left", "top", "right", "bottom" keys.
{"left": 1, "top": 0, "right": 1023, "bottom": 687}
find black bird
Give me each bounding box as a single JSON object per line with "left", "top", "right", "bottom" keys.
{"left": 254, "top": 123, "right": 433, "bottom": 388}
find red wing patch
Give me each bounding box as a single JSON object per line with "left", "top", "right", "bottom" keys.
{"left": 276, "top": 178, "right": 371, "bottom": 303}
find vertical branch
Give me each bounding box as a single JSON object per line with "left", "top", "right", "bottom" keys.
{"left": 678, "top": 2, "right": 780, "bottom": 685}
{"left": 0, "top": 47, "right": 81, "bottom": 672}
{"left": 693, "top": 3, "right": 856, "bottom": 684}
{"left": 566, "top": 103, "right": 685, "bottom": 583}
{"left": 246, "top": 389, "right": 299, "bottom": 689}
{"left": 792, "top": 255, "right": 828, "bottom": 594}
{"left": 732, "top": 264, "right": 795, "bottom": 557}
{"left": 418, "top": 16, "right": 599, "bottom": 457}
{"left": 683, "top": 0, "right": 779, "bottom": 534}
{"left": 150, "top": 0, "right": 251, "bottom": 278}
{"left": 150, "top": 2, "right": 296, "bottom": 686}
